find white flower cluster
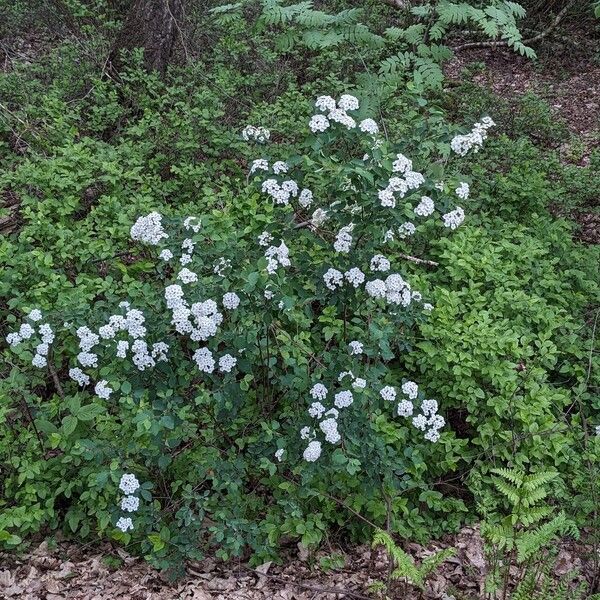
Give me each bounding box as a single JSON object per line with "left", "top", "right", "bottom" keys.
{"left": 309, "top": 94, "right": 364, "bottom": 133}
{"left": 265, "top": 241, "right": 291, "bottom": 274}
{"left": 348, "top": 340, "right": 363, "bottom": 355}
{"left": 262, "top": 178, "right": 299, "bottom": 205}
{"left": 334, "top": 224, "right": 354, "bottom": 253}
{"left": 370, "top": 255, "right": 390, "bottom": 272}
{"left": 242, "top": 125, "right": 270, "bottom": 143}
{"left": 450, "top": 116, "right": 495, "bottom": 156}
{"left": 365, "top": 273, "right": 414, "bottom": 307}
{"left": 116, "top": 473, "right": 141, "bottom": 533}
{"left": 6, "top": 310, "right": 55, "bottom": 369}
{"left": 378, "top": 153, "right": 425, "bottom": 208}
{"left": 130, "top": 212, "right": 168, "bottom": 246}
{"left": 442, "top": 206, "right": 465, "bottom": 230}
{"left": 414, "top": 196, "right": 435, "bottom": 217}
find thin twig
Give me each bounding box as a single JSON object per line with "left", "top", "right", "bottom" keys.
{"left": 452, "top": 1, "right": 575, "bottom": 52}
{"left": 398, "top": 253, "right": 439, "bottom": 267}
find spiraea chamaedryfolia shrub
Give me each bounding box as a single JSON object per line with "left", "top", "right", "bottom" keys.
{"left": 3, "top": 93, "right": 495, "bottom": 565}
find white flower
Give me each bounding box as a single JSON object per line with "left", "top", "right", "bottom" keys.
{"left": 213, "top": 257, "right": 231, "bottom": 277}
{"left": 119, "top": 473, "right": 140, "bottom": 495}
{"left": 359, "top": 118, "right": 378, "bottom": 135}
{"left": 95, "top": 380, "right": 113, "bottom": 400}
{"left": 19, "top": 323, "right": 35, "bottom": 340}
{"left": 177, "top": 268, "right": 198, "bottom": 284}
{"left": 320, "top": 417, "right": 341, "bottom": 444}
{"left": 323, "top": 268, "right": 344, "bottom": 291}
{"left": 272, "top": 161, "right": 288, "bottom": 175}
{"left": 6, "top": 332, "right": 21, "bottom": 346}
{"left": 69, "top": 367, "right": 90, "bottom": 387}
{"left": 315, "top": 95, "right": 336, "bottom": 112}
{"left": 455, "top": 182, "right": 470, "bottom": 200}
{"left": 258, "top": 231, "right": 273, "bottom": 246}
{"left": 402, "top": 381, "right": 418, "bottom": 400}
{"left": 32, "top": 354, "right": 47, "bottom": 368}
{"left": 265, "top": 241, "right": 291, "bottom": 274}
{"left": 348, "top": 341, "right": 363, "bottom": 355}
{"left": 352, "top": 377, "right": 366, "bottom": 390}
{"left": 116, "top": 517, "right": 134, "bottom": 532}
{"left": 99, "top": 324, "right": 116, "bottom": 339}
{"left": 183, "top": 216, "right": 202, "bottom": 233}
{"left": 412, "top": 414, "right": 428, "bottom": 431}
{"left": 193, "top": 347, "right": 215, "bottom": 373}
{"left": 299, "top": 188, "right": 313, "bottom": 208}
{"left": 414, "top": 196, "right": 435, "bottom": 217}
{"left": 35, "top": 342, "right": 49, "bottom": 356}
{"left": 309, "top": 114, "right": 330, "bottom": 133}
{"left": 442, "top": 206, "right": 465, "bottom": 230}
{"left": 303, "top": 440, "right": 322, "bottom": 462}
{"left": 39, "top": 324, "right": 55, "bottom": 344}
{"left": 424, "top": 429, "right": 441, "bottom": 442}
{"left": 392, "top": 153, "right": 412, "bottom": 174}
{"left": 223, "top": 292, "right": 240, "bottom": 310}
{"left": 310, "top": 383, "right": 328, "bottom": 400}
{"left": 380, "top": 386, "right": 396, "bottom": 402}
{"left": 218, "top": 353, "right": 237, "bottom": 373}
{"left": 275, "top": 448, "right": 284, "bottom": 462}
{"left": 334, "top": 224, "right": 354, "bottom": 253}
{"left": 423, "top": 303, "right": 434, "bottom": 312}
{"left": 365, "top": 279, "right": 387, "bottom": 299}
{"left": 121, "top": 495, "right": 140, "bottom": 513}
{"left": 130, "top": 212, "right": 168, "bottom": 246}
{"left": 421, "top": 399, "right": 438, "bottom": 416}
{"left": 180, "top": 254, "right": 192, "bottom": 265}
{"left": 250, "top": 159, "right": 269, "bottom": 174}
{"left": 338, "top": 94, "right": 359, "bottom": 111}
{"left": 300, "top": 426, "right": 314, "bottom": 440}
{"left": 159, "top": 249, "right": 173, "bottom": 261}
{"left": 328, "top": 108, "right": 355, "bottom": 129}
{"left": 77, "top": 352, "right": 98, "bottom": 368}
{"left": 344, "top": 267, "right": 365, "bottom": 288}
{"left": 397, "top": 400, "right": 414, "bottom": 417}
{"left": 308, "top": 402, "right": 326, "bottom": 419}
{"left": 311, "top": 208, "right": 328, "bottom": 227}
{"left": 334, "top": 390, "right": 353, "bottom": 408}
{"left": 398, "top": 222, "right": 416, "bottom": 238}
{"left": 370, "top": 255, "right": 390, "bottom": 272}
{"left": 28, "top": 309, "right": 43, "bottom": 322}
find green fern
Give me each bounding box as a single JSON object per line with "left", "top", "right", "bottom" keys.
{"left": 371, "top": 529, "right": 454, "bottom": 591}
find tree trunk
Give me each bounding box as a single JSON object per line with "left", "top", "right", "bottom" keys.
{"left": 109, "top": 0, "right": 183, "bottom": 76}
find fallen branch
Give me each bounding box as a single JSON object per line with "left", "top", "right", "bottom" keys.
{"left": 399, "top": 253, "right": 439, "bottom": 267}
{"left": 452, "top": 1, "right": 575, "bottom": 52}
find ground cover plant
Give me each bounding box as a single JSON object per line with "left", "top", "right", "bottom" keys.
{"left": 0, "top": 0, "right": 599, "bottom": 596}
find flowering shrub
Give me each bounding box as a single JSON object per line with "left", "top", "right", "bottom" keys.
{"left": 3, "top": 92, "right": 498, "bottom": 566}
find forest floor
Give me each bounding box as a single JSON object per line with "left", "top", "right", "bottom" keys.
{"left": 0, "top": 525, "right": 595, "bottom": 599}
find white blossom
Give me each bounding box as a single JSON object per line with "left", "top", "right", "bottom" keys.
{"left": 119, "top": 474, "right": 140, "bottom": 495}
{"left": 116, "top": 517, "right": 134, "bottom": 532}
{"left": 309, "top": 114, "right": 330, "bottom": 133}
{"left": 28, "top": 309, "right": 43, "bottom": 322}
{"left": 442, "top": 206, "right": 465, "bottom": 230}
{"left": 348, "top": 341, "right": 363, "bottom": 355}
{"left": 359, "top": 118, "right": 378, "bottom": 135}
{"left": 159, "top": 249, "right": 173, "bottom": 261}
{"left": 323, "top": 268, "right": 344, "bottom": 291}
{"left": 218, "top": 354, "right": 237, "bottom": 373}
{"left": 415, "top": 196, "right": 435, "bottom": 217}
{"left": 380, "top": 386, "right": 396, "bottom": 402}
{"left": 303, "top": 440, "right": 322, "bottom": 462}
{"left": 334, "top": 390, "right": 353, "bottom": 408}
{"left": 310, "top": 383, "right": 328, "bottom": 400}
{"left": 130, "top": 212, "right": 168, "bottom": 246}
{"left": 95, "top": 380, "right": 113, "bottom": 400}
{"left": 121, "top": 495, "right": 140, "bottom": 513}
{"left": 193, "top": 347, "right": 215, "bottom": 373}
{"left": 223, "top": 292, "right": 240, "bottom": 310}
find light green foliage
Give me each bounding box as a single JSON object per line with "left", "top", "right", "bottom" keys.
{"left": 372, "top": 528, "right": 455, "bottom": 592}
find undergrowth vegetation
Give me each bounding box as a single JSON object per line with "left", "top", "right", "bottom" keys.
{"left": 0, "top": 0, "right": 598, "bottom": 594}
